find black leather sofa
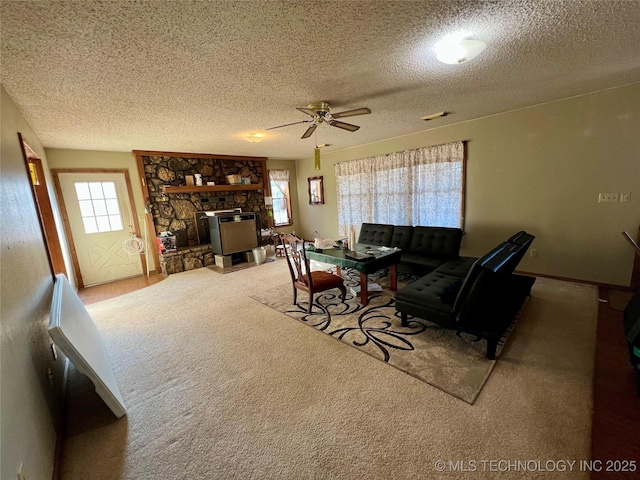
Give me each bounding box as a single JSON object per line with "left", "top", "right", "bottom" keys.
{"left": 394, "top": 231, "right": 536, "bottom": 359}
{"left": 358, "top": 223, "right": 463, "bottom": 275}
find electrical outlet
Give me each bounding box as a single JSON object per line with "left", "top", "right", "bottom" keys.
{"left": 530, "top": 249, "right": 538, "bottom": 258}
{"left": 620, "top": 192, "right": 631, "bottom": 202}
{"left": 17, "top": 462, "right": 26, "bottom": 480}
{"left": 598, "top": 193, "right": 618, "bottom": 203}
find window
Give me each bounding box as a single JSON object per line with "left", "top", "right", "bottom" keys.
{"left": 335, "top": 141, "right": 465, "bottom": 235}
{"left": 269, "top": 170, "right": 292, "bottom": 226}
{"left": 74, "top": 181, "right": 124, "bottom": 234}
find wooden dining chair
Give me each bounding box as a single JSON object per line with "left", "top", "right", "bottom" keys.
{"left": 279, "top": 233, "right": 346, "bottom": 313}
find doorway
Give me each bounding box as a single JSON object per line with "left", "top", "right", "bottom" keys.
{"left": 53, "top": 169, "right": 146, "bottom": 288}
{"left": 18, "top": 133, "right": 67, "bottom": 278}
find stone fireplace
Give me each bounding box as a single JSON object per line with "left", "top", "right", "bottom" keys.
{"left": 133, "top": 150, "right": 269, "bottom": 273}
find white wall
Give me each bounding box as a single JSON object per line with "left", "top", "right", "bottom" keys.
{"left": 1, "top": 86, "right": 66, "bottom": 480}
{"left": 294, "top": 84, "right": 640, "bottom": 286}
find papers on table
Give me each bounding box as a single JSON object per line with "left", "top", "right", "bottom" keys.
{"left": 350, "top": 282, "right": 383, "bottom": 295}
{"left": 378, "top": 246, "right": 391, "bottom": 251}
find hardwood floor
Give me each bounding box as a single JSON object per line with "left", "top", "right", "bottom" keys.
{"left": 77, "top": 274, "right": 640, "bottom": 473}
{"left": 77, "top": 273, "right": 166, "bottom": 305}
{"left": 591, "top": 287, "right": 640, "bottom": 478}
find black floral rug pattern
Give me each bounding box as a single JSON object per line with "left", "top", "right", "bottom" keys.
{"left": 251, "top": 269, "right": 519, "bottom": 404}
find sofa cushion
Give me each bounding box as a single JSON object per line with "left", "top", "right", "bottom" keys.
{"left": 434, "top": 257, "right": 478, "bottom": 279}
{"left": 507, "top": 231, "right": 527, "bottom": 243}
{"left": 394, "top": 272, "right": 460, "bottom": 328}
{"left": 451, "top": 243, "right": 509, "bottom": 314}
{"left": 399, "top": 252, "right": 447, "bottom": 273}
{"left": 408, "top": 226, "right": 463, "bottom": 258}
{"left": 358, "top": 223, "right": 394, "bottom": 246}
{"left": 390, "top": 225, "right": 413, "bottom": 250}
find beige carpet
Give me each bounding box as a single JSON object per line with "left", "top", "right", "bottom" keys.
{"left": 60, "top": 259, "right": 598, "bottom": 479}
{"left": 208, "top": 257, "right": 274, "bottom": 274}
{"left": 251, "top": 272, "right": 521, "bottom": 404}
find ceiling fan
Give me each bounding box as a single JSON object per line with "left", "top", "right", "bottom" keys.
{"left": 267, "top": 101, "right": 371, "bottom": 139}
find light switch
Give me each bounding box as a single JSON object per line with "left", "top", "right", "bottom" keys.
{"left": 620, "top": 192, "right": 631, "bottom": 202}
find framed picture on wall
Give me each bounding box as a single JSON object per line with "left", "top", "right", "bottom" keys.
{"left": 308, "top": 176, "right": 324, "bottom": 205}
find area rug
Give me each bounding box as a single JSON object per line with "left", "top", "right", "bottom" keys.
{"left": 251, "top": 270, "right": 523, "bottom": 404}
{"left": 208, "top": 257, "right": 274, "bottom": 274}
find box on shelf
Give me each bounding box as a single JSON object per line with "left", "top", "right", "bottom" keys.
{"left": 157, "top": 232, "right": 177, "bottom": 253}
{"left": 215, "top": 254, "right": 232, "bottom": 268}
{"left": 226, "top": 174, "right": 242, "bottom": 185}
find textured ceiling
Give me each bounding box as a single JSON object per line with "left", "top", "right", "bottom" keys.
{"left": 1, "top": 0, "right": 640, "bottom": 160}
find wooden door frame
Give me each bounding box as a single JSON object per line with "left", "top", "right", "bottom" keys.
{"left": 18, "top": 133, "right": 67, "bottom": 278}
{"left": 51, "top": 168, "right": 147, "bottom": 289}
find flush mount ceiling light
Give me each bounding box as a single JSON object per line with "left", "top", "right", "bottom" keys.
{"left": 435, "top": 33, "right": 486, "bottom": 65}
{"left": 245, "top": 132, "right": 265, "bottom": 143}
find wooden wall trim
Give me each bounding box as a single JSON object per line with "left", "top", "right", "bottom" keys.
{"left": 51, "top": 171, "right": 84, "bottom": 288}
{"left": 516, "top": 270, "right": 634, "bottom": 292}
{"left": 131, "top": 149, "right": 267, "bottom": 162}
{"left": 133, "top": 154, "right": 161, "bottom": 273}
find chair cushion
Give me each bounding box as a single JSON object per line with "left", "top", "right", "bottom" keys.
{"left": 305, "top": 271, "right": 344, "bottom": 290}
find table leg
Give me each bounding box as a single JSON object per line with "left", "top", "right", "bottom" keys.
{"left": 390, "top": 264, "right": 398, "bottom": 291}
{"left": 336, "top": 266, "right": 341, "bottom": 277}
{"left": 359, "top": 273, "right": 369, "bottom": 305}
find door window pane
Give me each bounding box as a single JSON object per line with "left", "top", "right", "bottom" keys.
{"left": 106, "top": 199, "right": 120, "bottom": 215}
{"left": 102, "top": 182, "right": 117, "bottom": 198}
{"left": 74, "top": 183, "right": 91, "bottom": 200}
{"left": 82, "top": 217, "right": 98, "bottom": 234}
{"left": 78, "top": 200, "right": 94, "bottom": 217}
{"left": 89, "top": 182, "right": 104, "bottom": 199}
{"left": 92, "top": 199, "right": 107, "bottom": 216}
{"left": 96, "top": 216, "right": 111, "bottom": 232}
{"left": 109, "top": 215, "right": 123, "bottom": 231}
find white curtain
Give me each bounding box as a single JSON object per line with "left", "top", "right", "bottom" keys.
{"left": 269, "top": 169, "right": 290, "bottom": 225}
{"left": 335, "top": 141, "right": 464, "bottom": 236}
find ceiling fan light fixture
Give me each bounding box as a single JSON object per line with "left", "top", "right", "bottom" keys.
{"left": 421, "top": 111, "right": 449, "bottom": 121}
{"left": 435, "top": 35, "right": 486, "bottom": 65}
{"left": 245, "top": 132, "right": 265, "bottom": 143}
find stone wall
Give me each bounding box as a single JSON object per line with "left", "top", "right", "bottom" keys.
{"left": 160, "top": 244, "right": 215, "bottom": 274}
{"left": 142, "top": 154, "right": 268, "bottom": 247}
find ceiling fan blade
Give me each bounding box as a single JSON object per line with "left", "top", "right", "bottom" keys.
{"left": 296, "top": 107, "right": 318, "bottom": 117}
{"left": 266, "top": 120, "right": 311, "bottom": 130}
{"left": 301, "top": 124, "right": 317, "bottom": 139}
{"left": 331, "top": 107, "right": 371, "bottom": 119}
{"left": 328, "top": 120, "right": 360, "bottom": 132}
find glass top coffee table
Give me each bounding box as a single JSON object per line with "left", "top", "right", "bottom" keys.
{"left": 305, "top": 244, "right": 402, "bottom": 305}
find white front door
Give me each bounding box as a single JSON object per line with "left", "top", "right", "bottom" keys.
{"left": 58, "top": 172, "right": 143, "bottom": 286}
